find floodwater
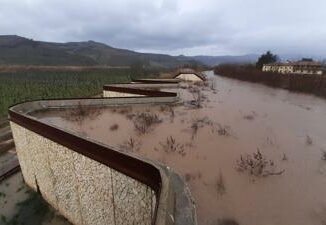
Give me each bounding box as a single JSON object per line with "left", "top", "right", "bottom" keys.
{"left": 33, "top": 71, "right": 326, "bottom": 225}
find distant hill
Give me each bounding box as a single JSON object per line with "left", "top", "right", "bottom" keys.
{"left": 0, "top": 35, "right": 197, "bottom": 68}
{"left": 7, "top": 35, "right": 315, "bottom": 68}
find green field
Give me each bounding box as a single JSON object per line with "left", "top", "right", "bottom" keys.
{"left": 0, "top": 69, "right": 132, "bottom": 117}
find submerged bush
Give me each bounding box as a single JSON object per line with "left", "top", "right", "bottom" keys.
{"left": 216, "top": 171, "right": 226, "bottom": 195}
{"left": 321, "top": 150, "right": 326, "bottom": 161}
{"left": 64, "top": 103, "right": 103, "bottom": 123}
{"left": 236, "top": 149, "right": 284, "bottom": 177}
{"left": 119, "top": 137, "right": 141, "bottom": 152}
{"left": 156, "top": 136, "right": 185, "bottom": 156}
{"left": 133, "top": 112, "right": 162, "bottom": 134}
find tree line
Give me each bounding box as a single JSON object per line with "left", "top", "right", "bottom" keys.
{"left": 214, "top": 63, "right": 326, "bottom": 98}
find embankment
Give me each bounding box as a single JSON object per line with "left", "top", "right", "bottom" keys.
{"left": 214, "top": 65, "right": 326, "bottom": 98}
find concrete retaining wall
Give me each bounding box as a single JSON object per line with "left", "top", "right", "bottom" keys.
{"left": 9, "top": 90, "right": 196, "bottom": 225}
{"left": 103, "top": 90, "right": 145, "bottom": 98}
{"left": 175, "top": 74, "right": 203, "bottom": 82}
{"left": 11, "top": 122, "right": 155, "bottom": 225}
{"left": 103, "top": 83, "right": 179, "bottom": 98}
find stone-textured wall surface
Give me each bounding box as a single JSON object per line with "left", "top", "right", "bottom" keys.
{"left": 11, "top": 122, "right": 156, "bottom": 225}
{"left": 103, "top": 90, "right": 145, "bottom": 98}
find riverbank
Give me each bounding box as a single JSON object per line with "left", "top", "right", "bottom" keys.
{"left": 214, "top": 64, "right": 326, "bottom": 98}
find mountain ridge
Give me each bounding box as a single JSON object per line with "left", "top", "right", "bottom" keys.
{"left": 0, "top": 35, "right": 198, "bottom": 68}
{"left": 4, "top": 35, "right": 320, "bottom": 67}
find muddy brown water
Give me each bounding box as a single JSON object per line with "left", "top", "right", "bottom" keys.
{"left": 32, "top": 71, "right": 326, "bottom": 225}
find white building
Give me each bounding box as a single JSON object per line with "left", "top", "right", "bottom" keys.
{"left": 262, "top": 60, "right": 323, "bottom": 75}
{"left": 173, "top": 68, "right": 206, "bottom": 82}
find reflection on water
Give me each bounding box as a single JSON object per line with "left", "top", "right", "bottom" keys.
{"left": 33, "top": 71, "right": 326, "bottom": 225}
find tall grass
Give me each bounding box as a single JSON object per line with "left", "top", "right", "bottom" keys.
{"left": 214, "top": 64, "right": 326, "bottom": 97}
{"left": 0, "top": 69, "right": 131, "bottom": 117}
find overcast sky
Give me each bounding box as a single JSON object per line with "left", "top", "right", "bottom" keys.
{"left": 0, "top": 0, "right": 325, "bottom": 56}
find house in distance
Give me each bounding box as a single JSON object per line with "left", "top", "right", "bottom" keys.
{"left": 262, "top": 58, "right": 323, "bottom": 75}
{"left": 173, "top": 68, "right": 206, "bottom": 81}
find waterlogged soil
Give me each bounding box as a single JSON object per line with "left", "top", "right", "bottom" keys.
{"left": 32, "top": 71, "right": 326, "bottom": 225}
{"left": 0, "top": 172, "right": 71, "bottom": 225}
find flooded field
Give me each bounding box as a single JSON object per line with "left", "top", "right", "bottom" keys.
{"left": 32, "top": 71, "right": 326, "bottom": 225}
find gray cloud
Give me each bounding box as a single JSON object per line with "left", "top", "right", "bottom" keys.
{"left": 0, "top": 0, "right": 325, "bottom": 57}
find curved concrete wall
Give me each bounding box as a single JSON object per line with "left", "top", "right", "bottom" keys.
{"left": 103, "top": 84, "right": 179, "bottom": 98}
{"left": 9, "top": 88, "right": 196, "bottom": 225}
{"left": 11, "top": 122, "right": 156, "bottom": 225}
{"left": 175, "top": 74, "right": 203, "bottom": 82}
{"left": 103, "top": 91, "right": 145, "bottom": 98}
